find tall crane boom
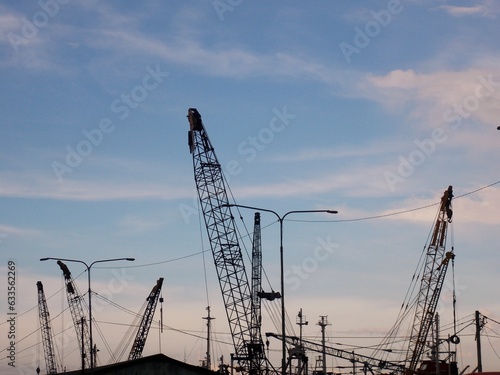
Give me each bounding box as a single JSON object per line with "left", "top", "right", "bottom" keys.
{"left": 37, "top": 281, "right": 59, "bottom": 375}
{"left": 57, "top": 260, "right": 91, "bottom": 370}
{"left": 406, "top": 186, "right": 454, "bottom": 372}
{"left": 128, "top": 277, "right": 164, "bottom": 360}
{"left": 187, "top": 108, "right": 263, "bottom": 374}
{"left": 250, "top": 213, "right": 265, "bottom": 365}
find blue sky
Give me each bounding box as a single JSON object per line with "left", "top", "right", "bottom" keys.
{"left": 1, "top": 1, "right": 500, "bottom": 374}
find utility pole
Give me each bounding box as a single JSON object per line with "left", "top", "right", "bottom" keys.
{"left": 317, "top": 316, "right": 330, "bottom": 375}
{"left": 296, "top": 309, "right": 309, "bottom": 374}
{"left": 475, "top": 311, "right": 483, "bottom": 373}
{"left": 203, "top": 306, "right": 215, "bottom": 370}
{"left": 297, "top": 309, "right": 308, "bottom": 349}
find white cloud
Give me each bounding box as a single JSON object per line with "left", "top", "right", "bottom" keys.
{"left": 380, "top": 185, "right": 500, "bottom": 225}
{"left": 359, "top": 67, "right": 500, "bottom": 133}
{"left": 0, "top": 223, "right": 41, "bottom": 237}
{"left": 438, "top": 4, "right": 497, "bottom": 18}
{"left": 117, "top": 214, "right": 167, "bottom": 235}
{"left": 0, "top": 170, "right": 188, "bottom": 201}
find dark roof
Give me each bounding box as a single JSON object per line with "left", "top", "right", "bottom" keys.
{"left": 55, "top": 353, "right": 219, "bottom": 375}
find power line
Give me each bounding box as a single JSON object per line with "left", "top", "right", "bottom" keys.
{"left": 290, "top": 179, "right": 500, "bottom": 223}
{"left": 93, "top": 180, "right": 500, "bottom": 271}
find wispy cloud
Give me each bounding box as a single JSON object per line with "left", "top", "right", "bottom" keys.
{"left": 358, "top": 67, "right": 500, "bottom": 131}
{"left": 117, "top": 214, "right": 167, "bottom": 235}
{"left": 380, "top": 185, "right": 500, "bottom": 225}
{"left": 438, "top": 4, "right": 497, "bottom": 18}
{"left": 0, "top": 170, "right": 188, "bottom": 201}
{"left": 233, "top": 163, "right": 401, "bottom": 200}
{"left": 266, "top": 140, "right": 403, "bottom": 163}
{"left": 0, "top": 223, "right": 41, "bottom": 237}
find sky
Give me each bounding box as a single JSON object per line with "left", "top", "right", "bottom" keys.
{"left": 1, "top": 1, "right": 500, "bottom": 374}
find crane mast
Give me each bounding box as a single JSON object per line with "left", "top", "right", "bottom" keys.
{"left": 250, "top": 213, "right": 265, "bottom": 365}
{"left": 406, "top": 186, "right": 454, "bottom": 372}
{"left": 37, "top": 281, "right": 59, "bottom": 375}
{"left": 128, "top": 277, "right": 164, "bottom": 360}
{"left": 187, "top": 108, "right": 264, "bottom": 374}
{"left": 57, "top": 260, "right": 91, "bottom": 370}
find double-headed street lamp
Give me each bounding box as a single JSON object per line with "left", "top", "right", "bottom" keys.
{"left": 40, "top": 256, "right": 135, "bottom": 370}
{"left": 222, "top": 204, "right": 338, "bottom": 375}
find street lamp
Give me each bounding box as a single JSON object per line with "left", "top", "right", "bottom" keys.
{"left": 222, "top": 204, "right": 337, "bottom": 375}
{"left": 40, "top": 257, "right": 135, "bottom": 370}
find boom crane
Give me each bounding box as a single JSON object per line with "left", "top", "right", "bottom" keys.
{"left": 187, "top": 108, "right": 267, "bottom": 374}
{"left": 406, "top": 185, "right": 454, "bottom": 373}
{"left": 37, "top": 281, "right": 59, "bottom": 375}
{"left": 250, "top": 213, "right": 264, "bottom": 361}
{"left": 128, "top": 277, "right": 164, "bottom": 360}
{"left": 57, "top": 260, "right": 91, "bottom": 370}
{"left": 266, "top": 333, "right": 406, "bottom": 375}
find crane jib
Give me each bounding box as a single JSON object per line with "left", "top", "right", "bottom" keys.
{"left": 187, "top": 108, "right": 268, "bottom": 374}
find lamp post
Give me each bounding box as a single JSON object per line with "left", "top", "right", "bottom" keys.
{"left": 40, "top": 257, "right": 135, "bottom": 370}
{"left": 222, "top": 204, "right": 337, "bottom": 375}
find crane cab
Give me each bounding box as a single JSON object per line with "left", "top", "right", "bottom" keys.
{"left": 416, "top": 360, "right": 458, "bottom": 375}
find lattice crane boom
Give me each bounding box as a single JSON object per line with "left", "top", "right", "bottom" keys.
{"left": 128, "top": 277, "right": 164, "bottom": 360}
{"left": 57, "top": 260, "right": 91, "bottom": 370}
{"left": 250, "top": 213, "right": 265, "bottom": 359}
{"left": 266, "top": 332, "right": 406, "bottom": 375}
{"left": 406, "top": 185, "right": 454, "bottom": 372}
{"left": 187, "top": 108, "right": 265, "bottom": 374}
{"left": 37, "top": 281, "right": 59, "bottom": 375}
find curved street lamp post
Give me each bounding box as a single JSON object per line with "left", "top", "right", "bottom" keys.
{"left": 222, "top": 203, "right": 338, "bottom": 375}
{"left": 40, "top": 256, "right": 135, "bottom": 371}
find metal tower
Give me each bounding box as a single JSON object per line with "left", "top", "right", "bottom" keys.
{"left": 37, "top": 281, "right": 59, "bottom": 375}
{"left": 57, "top": 260, "right": 91, "bottom": 370}
{"left": 405, "top": 186, "right": 454, "bottom": 372}
{"left": 128, "top": 278, "right": 164, "bottom": 360}
{"left": 187, "top": 108, "right": 267, "bottom": 374}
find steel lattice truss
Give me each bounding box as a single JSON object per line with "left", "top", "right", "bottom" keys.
{"left": 128, "top": 278, "right": 164, "bottom": 360}
{"left": 250, "top": 213, "right": 265, "bottom": 370}
{"left": 57, "top": 261, "right": 91, "bottom": 370}
{"left": 188, "top": 108, "right": 265, "bottom": 374}
{"left": 267, "top": 332, "right": 406, "bottom": 375}
{"left": 37, "top": 281, "right": 59, "bottom": 375}
{"left": 406, "top": 186, "right": 454, "bottom": 372}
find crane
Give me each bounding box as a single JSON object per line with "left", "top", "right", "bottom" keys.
{"left": 370, "top": 186, "right": 456, "bottom": 374}
{"left": 37, "top": 281, "right": 59, "bottom": 375}
{"left": 57, "top": 260, "right": 91, "bottom": 370}
{"left": 250, "top": 213, "right": 265, "bottom": 362}
{"left": 128, "top": 277, "right": 164, "bottom": 360}
{"left": 266, "top": 333, "right": 406, "bottom": 375}
{"left": 268, "top": 186, "right": 455, "bottom": 375}
{"left": 187, "top": 108, "right": 267, "bottom": 374}
{"left": 405, "top": 185, "right": 454, "bottom": 373}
